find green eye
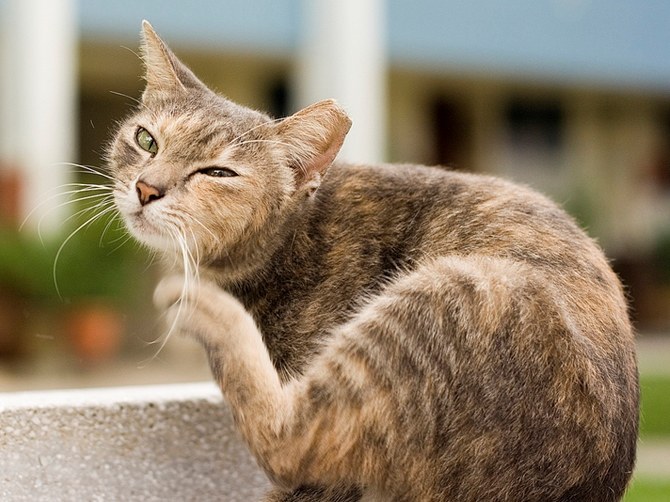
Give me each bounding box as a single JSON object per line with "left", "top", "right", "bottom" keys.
{"left": 135, "top": 127, "right": 158, "bottom": 155}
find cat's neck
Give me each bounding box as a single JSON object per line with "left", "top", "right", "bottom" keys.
{"left": 200, "top": 190, "right": 316, "bottom": 291}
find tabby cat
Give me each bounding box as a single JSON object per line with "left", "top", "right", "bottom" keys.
{"left": 109, "top": 21, "right": 639, "bottom": 501}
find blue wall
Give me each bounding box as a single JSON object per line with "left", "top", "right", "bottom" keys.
{"left": 77, "top": 0, "right": 299, "bottom": 54}
{"left": 387, "top": 0, "right": 670, "bottom": 91}
{"left": 1, "top": 0, "right": 666, "bottom": 91}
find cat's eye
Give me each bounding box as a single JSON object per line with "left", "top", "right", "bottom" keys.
{"left": 198, "top": 167, "right": 238, "bottom": 178}
{"left": 135, "top": 127, "right": 158, "bottom": 155}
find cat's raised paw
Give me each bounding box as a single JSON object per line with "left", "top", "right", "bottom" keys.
{"left": 153, "top": 274, "right": 189, "bottom": 311}
{"left": 153, "top": 275, "right": 252, "bottom": 347}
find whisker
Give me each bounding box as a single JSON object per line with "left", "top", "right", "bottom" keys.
{"left": 52, "top": 204, "right": 119, "bottom": 299}
{"left": 99, "top": 209, "right": 122, "bottom": 246}
{"left": 185, "top": 226, "right": 201, "bottom": 288}
{"left": 188, "top": 213, "right": 220, "bottom": 244}
{"left": 50, "top": 193, "right": 114, "bottom": 224}
{"left": 147, "top": 226, "right": 192, "bottom": 358}
{"left": 53, "top": 162, "right": 116, "bottom": 181}
{"left": 235, "top": 139, "right": 294, "bottom": 149}
{"left": 229, "top": 115, "right": 285, "bottom": 145}
{"left": 59, "top": 200, "right": 114, "bottom": 229}
{"left": 109, "top": 89, "right": 141, "bottom": 106}
{"left": 106, "top": 229, "right": 135, "bottom": 255}
{"left": 47, "top": 182, "right": 112, "bottom": 192}
{"left": 137, "top": 227, "right": 182, "bottom": 366}
{"left": 20, "top": 184, "right": 112, "bottom": 231}
{"left": 109, "top": 89, "right": 155, "bottom": 116}
{"left": 103, "top": 217, "right": 131, "bottom": 245}
{"left": 37, "top": 194, "right": 114, "bottom": 240}
{"left": 142, "top": 249, "right": 160, "bottom": 272}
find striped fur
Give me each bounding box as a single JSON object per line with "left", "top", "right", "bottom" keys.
{"left": 110, "top": 22, "right": 639, "bottom": 501}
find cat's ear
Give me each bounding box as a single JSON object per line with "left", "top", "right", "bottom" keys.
{"left": 140, "top": 20, "right": 208, "bottom": 96}
{"left": 277, "top": 99, "right": 352, "bottom": 187}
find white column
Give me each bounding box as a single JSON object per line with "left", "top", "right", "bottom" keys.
{"left": 1, "top": 0, "right": 77, "bottom": 234}
{"left": 297, "top": 0, "right": 387, "bottom": 164}
{"left": 0, "top": 2, "right": 18, "bottom": 169}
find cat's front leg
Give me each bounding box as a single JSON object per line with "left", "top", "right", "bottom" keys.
{"left": 154, "top": 277, "right": 369, "bottom": 492}
{"left": 153, "top": 276, "right": 289, "bottom": 441}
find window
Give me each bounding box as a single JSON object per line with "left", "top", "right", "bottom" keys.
{"left": 504, "top": 97, "right": 564, "bottom": 154}
{"left": 429, "top": 96, "right": 472, "bottom": 169}
{"left": 650, "top": 109, "right": 670, "bottom": 191}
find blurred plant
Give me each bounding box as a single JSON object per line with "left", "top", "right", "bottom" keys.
{"left": 653, "top": 229, "right": 670, "bottom": 284}
{"left": 563, "top": 184, "right": 598, "bottom": 232}
{"left": 0, "top": 216, "right": 146, "bottom": 307}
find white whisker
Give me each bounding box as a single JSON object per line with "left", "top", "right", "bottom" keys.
{"left": 229, "top": 116, "right": 285, "bottom": 145}
{"left": 109, "top": 89, "right": 141, "bottom": 106}
{"left": 145, "top": 223, "right": 195, "bottom": 360}
{"left": 188, "top": 213, "right": 220, "bottom": 244}
{"left": 52, "top": 204, "right": 119, "bottom": 299}
{"left": 20, "top": 184, "right": 112, "bottom": 231}
{"left": 53, "top": 162, "right": 116, "bottom": 181}
{"left": 51, "top": 194, "right": 114, "bottom": 226}
{"left": 235, "top": 139, "right": 293, "bottom": 149}
{"left": 107, "top": 232, "right": 134, "bottom": 255}
{"left": 99, "top": 210, "right": 123, "bottom": 246}
{"left": 109, "top": 89, "right": 156, "bottom": 116}
{"left": 37, "top": 195, "right": 114, "bottom": 242}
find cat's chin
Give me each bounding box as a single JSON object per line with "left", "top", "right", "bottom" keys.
{"left": 134, "top": 231, "right": 175, "bottom": 253}
{"left": 124, "top": 216, "right": 176, "bottom": 253}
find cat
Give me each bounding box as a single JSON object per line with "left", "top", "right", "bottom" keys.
{"left": 109, "top": 21, "right": 639, "bottom": 501}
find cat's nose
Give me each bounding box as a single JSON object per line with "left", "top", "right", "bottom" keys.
{"left": 136, "top": 179, "right": 165, "bottom": 206}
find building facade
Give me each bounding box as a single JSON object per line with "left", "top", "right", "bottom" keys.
{"left": 1, "top": 0, "right": 669, "bottom": 326}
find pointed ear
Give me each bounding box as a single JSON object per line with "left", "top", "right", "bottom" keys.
{"left": 277, "top": 99, "right": 352, "bottom": 186}
{"left": 140, "top": 20, "right": 208, "bottom": 96}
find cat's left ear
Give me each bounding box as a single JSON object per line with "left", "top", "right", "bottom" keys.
{"left": 277, "top": 99, "right": 352, "bottom": 188}
{"left": 140, "top": 20, "right": 208, "bottom": 96}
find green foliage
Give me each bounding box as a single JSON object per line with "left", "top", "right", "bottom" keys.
{"left": 640, "top": 375, "right": 670, "bottom": 437}
{"left": 0, "top": 216, "right": 147, "bottom": 307}
{"left": 563, "top": 185, "right": 598, "bottom": 231}
{"left": 624, "top": 477, "right": 670, "bottom": 501}
{"left": 654, "top": 231, "right": 670, "bottom": 284}
{"left": 0, "top": 225, "right": 56, "bottom": 299}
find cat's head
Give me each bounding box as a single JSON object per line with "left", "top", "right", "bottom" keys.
{"left": 109, "top": 21, "right": 351, "bottom": 270}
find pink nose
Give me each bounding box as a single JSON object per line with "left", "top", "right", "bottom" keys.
{"left": 135, "top": 180, "right": 164, "bottom": 206}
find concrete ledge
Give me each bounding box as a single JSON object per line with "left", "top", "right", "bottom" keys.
{"left": 0, "top": 382, "right": 270, "bottom": 501}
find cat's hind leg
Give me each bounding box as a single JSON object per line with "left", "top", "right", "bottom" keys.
{"left": 153, "top": 257, "right": 533, "bottom": 496}
{"left": 154, "top": 255, "right": 624, "bottom": 500}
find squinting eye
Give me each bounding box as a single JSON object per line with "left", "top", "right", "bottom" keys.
{"left": 198, "top": 167, "right": 238, "bottom": 178}
{"left": 135, "top": 127, "right": 158, "bottom": 155}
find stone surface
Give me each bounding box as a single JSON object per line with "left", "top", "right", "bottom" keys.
{"left": 0, "top": 382, "right": 270, "bottom": 501}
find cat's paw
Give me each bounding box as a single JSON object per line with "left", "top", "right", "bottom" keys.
{"left": 153, "top": 275, "right": 249, "bottom": 347}
{"left": 152, "top": 274, "right": 189, "bottom": 311}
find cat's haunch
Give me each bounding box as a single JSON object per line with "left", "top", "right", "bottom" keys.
{"left": 108, "top": 21, "right": 639, "bottom": 502}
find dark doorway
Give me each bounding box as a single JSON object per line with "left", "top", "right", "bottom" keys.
{"left": 430, "top": 96, "right": 472, "bottom": 169}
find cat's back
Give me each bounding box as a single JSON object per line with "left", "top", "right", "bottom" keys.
{"left": 327, "top": 161, "right": 632, "bottom": 336}
{"left": 316, "top": 162, "right": 619, "bottom": 295}
{"left": 304, "top": 161, "right": 635, "bottom": 375}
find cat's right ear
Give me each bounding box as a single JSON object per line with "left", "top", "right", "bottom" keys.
{"left": 140, "top": 20, "right": 208, "bottom": 97}
{"left": 277, "top": 99, "right": 352, "bottom": 188}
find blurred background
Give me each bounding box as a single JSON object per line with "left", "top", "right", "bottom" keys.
{"left": 0, "top": 0, "right": 668, "bottom": 497}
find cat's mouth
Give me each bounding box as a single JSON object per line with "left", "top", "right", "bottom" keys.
{"left": 126, "top": 211, "right": 172, "bottom": 249}
{"left": 115, "top": 190, "right": 174, "bottom": 251}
